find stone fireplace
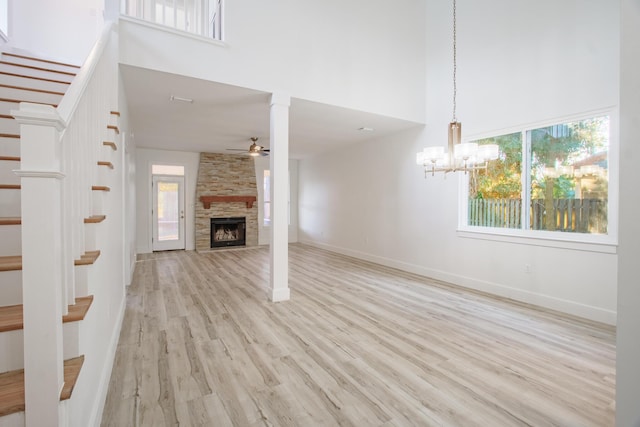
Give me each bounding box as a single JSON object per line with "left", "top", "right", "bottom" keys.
{"left": 195, "top": 153, "right": 258, "bottom": 251}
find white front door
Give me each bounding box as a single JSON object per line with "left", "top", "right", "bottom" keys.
{"left": 152, "top": 175, "right": 185, "bottom": 251}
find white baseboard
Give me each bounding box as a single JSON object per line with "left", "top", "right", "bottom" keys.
{"left": 87, "top": 290, "right": 126, "bottom": 427}
{"left": 299, "top": 239, "right": 617, "bottom": 326}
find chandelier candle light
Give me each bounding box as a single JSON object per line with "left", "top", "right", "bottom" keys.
{"left": 417, "top": 0, "right": 499, "bottom": 177}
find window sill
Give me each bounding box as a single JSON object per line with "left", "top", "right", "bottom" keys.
{"left": 457, "top": 226, "right": 617, "bottom": 254}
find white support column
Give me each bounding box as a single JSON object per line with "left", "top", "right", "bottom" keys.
{"left": 13, "top": 103, "right": 66, "bottom": 427}
{"left": 269, "top": 92, "right": 291, "bottom": 302}
{"left": 617, "top": 0, "right": 640, "bottom": 425}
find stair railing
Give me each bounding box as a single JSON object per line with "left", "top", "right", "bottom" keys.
{"left": 11, "top": 21, "right": 116, "bottom": 427}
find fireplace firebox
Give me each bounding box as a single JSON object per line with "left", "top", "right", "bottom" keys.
{"left": 210, "top": 217, "right": 246, "bottom": 248}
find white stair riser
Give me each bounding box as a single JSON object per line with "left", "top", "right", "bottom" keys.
{"left": 74, "top": 266, "right": 89, "bottom": 297}
{"left": 0, "top": 139, "right": 20, "bottom": 158}
{"left": 0, "top": 224, "right": 21, "bottom": 256}
{"left": 96, "top": 165, "right": 112, "bottom": 187}
{"left": 0, "top": 73, "right": 70, "bottom": 93}
{"left": 0, "top": 161, "right": 20, "bottom": 184}
{"left": 0, "top": 411, "right": 23, "bottom": 426}
{"left": 0, "top": 330, "right": 24, "bottom": 372}
{"left": 91, "top": 191, "right": 106, "bottom": 216}
{"left": 0, "top": 118, "right": 19, "bottom": 136}
{"left": 85, "top": 224, "right": 96, "bottom": 252}
{"left": 0, "top": 270, "right": 22, "bottom": 305}
{"left": 0, "top": 63, "right": 75, "bottom": 84}
{"left": 101, "top": 145, "right": 115, "bottom": 164}
{"left": 0, "top": 86, "right": 63, "bottom": 106}
{"left": 0, "top": 189, "right": 20, "bottom": 217}
{"left": 0, "top": 55, "right": 79, "bottom": 75}
{"left": 0, "top": 321, "right": 88, "bottom": 373}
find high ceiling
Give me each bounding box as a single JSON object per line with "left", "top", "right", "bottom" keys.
{"left": 120, "top": 65, "right": 423, "bottom": 159}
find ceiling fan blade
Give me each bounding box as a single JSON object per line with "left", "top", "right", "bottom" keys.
{"left": 259, "top": 151, "right": 269, "bottom": 156}
{"left": 261, "top": 149, "right": 270, "bottom": 152}
{"left": 226, "top": 149, "right": 248, "bottom": 151}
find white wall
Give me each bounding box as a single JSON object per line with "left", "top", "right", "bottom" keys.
{"left": 616, "top": 0, "right": 640, "bottom": 423}
{"left": 135, "top": 148, "right": 200, "bottom": 253}
{"left": 6, "top": 0, "right": 104, "bottom": 64}
{"left": 298, "top": 0, "right": 619, "bottom": 324}
{"left": 118, "top": 0, "right": 426, "bottom": 123}
{"left": 254, "top": 157, "right": 299, "bottom": 245}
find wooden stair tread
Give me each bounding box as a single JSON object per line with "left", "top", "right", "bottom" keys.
{"left": 0, "top": 304, "right": 21, "bottom": 333}
{"left": 0, "top": 156, "right": 19, "bottom": 162}
{"left": 62, "top": 296, "right": 94, "bottom": 323}
{"left": 106, "top": 125, "right": 119, "bottom": 134}
{"left": 1, "top": 52, "right": 81, "bottom": 69}
{"left": 103, "top": 141, "right": 117, "bottom": 151}
{"left": 74, "top": 250, "right": 100, "bottom": 266}
{"left": 0, "top": 217, "right": 21, "bottom": 225}
{"left": 0, "top": 133, "right": 20, "bottom": 139}
{"left": 0, "top": 60, "right": 76, "bottom": 77}
{"left": 0, "top": 114, "right": 14, "bottom": 120}
{"left": 0, "top": 256, "right": 21, "bottom": 271}
{"left": 84, "top": 215, "right": 106, "bottom": 224}
{"left": 0, "top": 83, "right": 65, "bottom": 96}
{"left": 110, "top": 111, "right": 120, "bottom": 116}
{"left": 91, "top": 185, "right": 110, "bottom": 192}
{"left": 0, "top": 296, "right": 93, "bottom": 333}
{"left": 0, "top": 356, "right": 85, "bottom": 417}
{"left": 0, "top": 184, "right": 20, "bottom": 190}
{"left": 97, "top": 161, "right": 114, "bottom": 169}
{"left": 60, "top": 356, "right": 84, "bottom": 400}
{"left": 0, "top": 97, "right": 57, "bottom": 108}
{"left": 0, "top": 71, "right": 71, "bottom": 85}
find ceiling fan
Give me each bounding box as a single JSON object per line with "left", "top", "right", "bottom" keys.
{"left": 226, "top": 137, "right": 270, "bottom": 157}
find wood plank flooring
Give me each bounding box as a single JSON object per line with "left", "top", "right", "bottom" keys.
{"left": 101, "top": 244, "right": 616, "bottom": 427}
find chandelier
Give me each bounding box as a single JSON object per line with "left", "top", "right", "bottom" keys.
{"left": 416, "top": 0, "right": 499, "bottom": 177}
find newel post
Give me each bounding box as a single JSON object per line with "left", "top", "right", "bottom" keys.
{"left": 12, "top": 102, "right": 66, "bottom": 427}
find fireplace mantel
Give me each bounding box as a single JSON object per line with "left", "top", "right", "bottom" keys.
{"left": 200, "top": 195, "right": 257, "bottom": 209}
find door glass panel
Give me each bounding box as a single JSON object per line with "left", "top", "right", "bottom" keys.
{"left": 157, "top": 182, "right": 180, "bottom": 241}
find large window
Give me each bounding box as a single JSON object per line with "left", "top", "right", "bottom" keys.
{"left": 466, "top": 115, "right": 610, "bottom": 236}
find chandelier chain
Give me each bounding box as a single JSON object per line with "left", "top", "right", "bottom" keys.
{"left": 452, "top": 0, "right": 457, "bottom": 122}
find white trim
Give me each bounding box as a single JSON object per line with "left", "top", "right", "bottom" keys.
{"left": 0, "top": 29, "right": 8, "bottom": 42}
{"left": 299, "top": 239, "right": 617, "bottom": 325}
{"left": 86, "top": 289, "right": 127, "bottom": 427}
{"left": 269, "top": 286, "right": 290, "bottom": 302}
{"left": 14, "top": 170, "right": 65, "bottom": 179}
{"left": 463, "top": 107, "right": 617, "bottom": 142}
{"left": 119, "top": 14, "right": 227, "bottom": 47}
{"left": 456, "top": 228, "right": 617, "bottom": 254}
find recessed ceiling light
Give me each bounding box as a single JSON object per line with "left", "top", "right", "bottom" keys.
{"left": 170, "top": 95, "right": 193, "bottom": 103}
{"left": 358, "top": 127, "right": 374, "bottom": 132}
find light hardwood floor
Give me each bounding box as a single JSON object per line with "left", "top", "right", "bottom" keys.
{"left": 101, "top": 244, "right": 616, "bottom": 427}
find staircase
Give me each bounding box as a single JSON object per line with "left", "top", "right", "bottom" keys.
{"left": 0, "top": 32, "right": 123, "bottom": 427}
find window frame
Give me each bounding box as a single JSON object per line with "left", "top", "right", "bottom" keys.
{"left": 457, "top": 108, "right": 618, "bottom": 253}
